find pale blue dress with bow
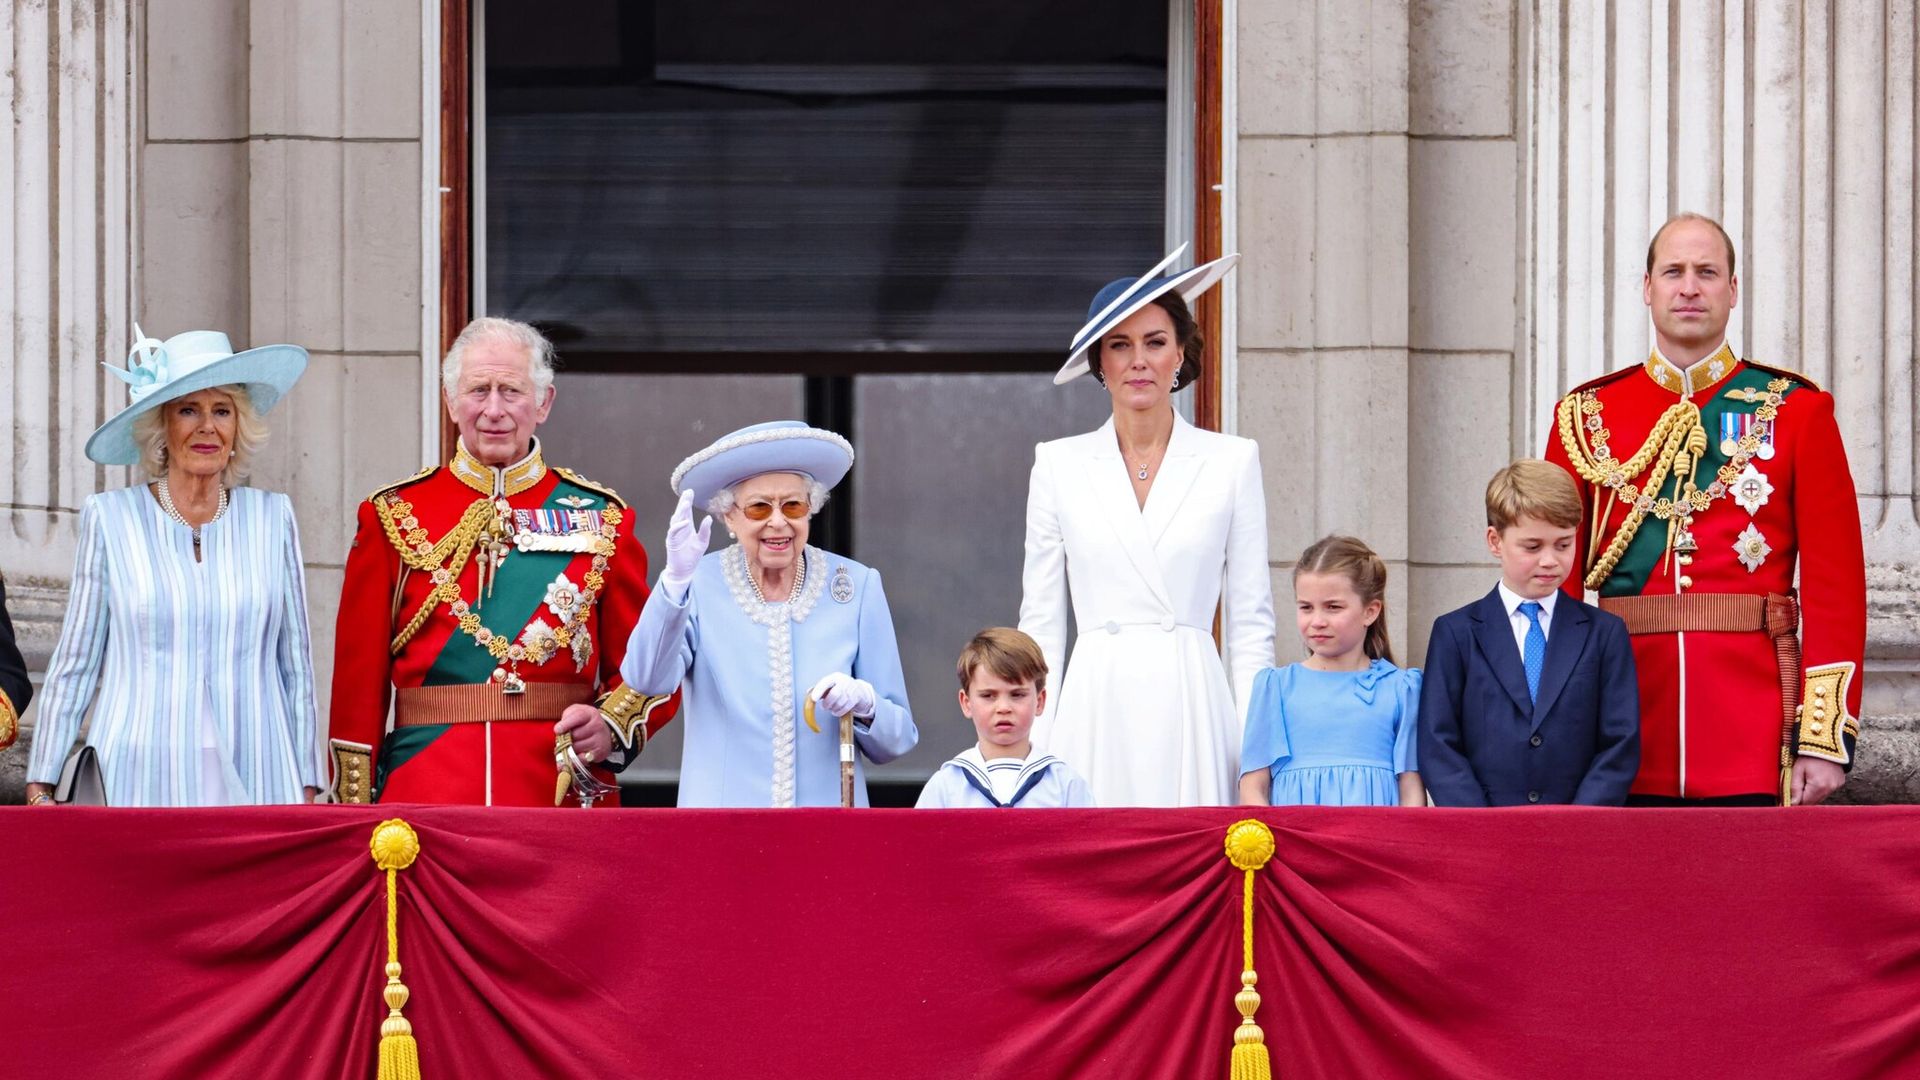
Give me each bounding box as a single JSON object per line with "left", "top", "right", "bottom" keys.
{"left": 1239, "top": 659, "right": 1421, "bottom": 807}
{"left": 620, "top": 544, "right": 917, "bottom": 806}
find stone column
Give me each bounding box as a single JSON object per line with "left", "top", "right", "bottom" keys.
{"left": 1404, "top": 0, "right": 1524, "bottom": 660}
{"left": 1235, "top": 0, "right": 1413, "bottom": 660}
{"left": 0, "top": 0, "right": 138, "bottom": 794}
{"left": 237, "top": 0, "right": 429, "bottom": 714}
{"left": 0, "top": 0, "right": 431, "bottom": 798}
{"left": 1524, "top": 0, "right": 1920, "bottom": 799}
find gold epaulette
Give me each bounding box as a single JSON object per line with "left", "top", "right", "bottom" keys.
{"left": 1566, "top": 364, "right": 1640, "bottom": 396}
{"left": 554, "top": 466, "right": 628, "bottom": 509}
{"left": 364, "top": 464, "right": 439, "bottom": 505}
{"left": 1741, "top": 359, "right": 1822, "bottom": 393}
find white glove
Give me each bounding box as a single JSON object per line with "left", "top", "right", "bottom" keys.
{"left": 656, "top": 488, "right": 712, "bottom": 604}
{"left": 808, "top": 672, "right": 877, "bottom": 720}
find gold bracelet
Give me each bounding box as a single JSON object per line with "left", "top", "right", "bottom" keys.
{"left": 27, "top": 793, "right": 54, "bottom": 805}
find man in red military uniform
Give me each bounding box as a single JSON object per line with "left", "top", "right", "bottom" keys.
{"left": 329, "top": 317, "right": 676, "bottom": 806}
{"left": 1545, "top": 213, "right": 1866, "bottom": 805}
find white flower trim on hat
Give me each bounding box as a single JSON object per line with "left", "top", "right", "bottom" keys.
{"left": 669, "top": 426, "right": 855, "bottom": 496}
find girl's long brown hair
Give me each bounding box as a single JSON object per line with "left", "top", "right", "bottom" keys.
{"left": 1294, "top": 535, "right": 1395, "bottom": 665}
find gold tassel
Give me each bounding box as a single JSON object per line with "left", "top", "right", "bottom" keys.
{"left": 370, "top": 819, "right": 424, "bottom": 1080}
{"left": 1224, "top": 820, "right": 1277, "bottom": 1080}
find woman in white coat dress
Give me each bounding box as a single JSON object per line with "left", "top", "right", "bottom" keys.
{"left": 1019, "top": 246, "right": 1276, "bottom": 806}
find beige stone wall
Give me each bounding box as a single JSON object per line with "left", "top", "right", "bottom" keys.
{"left": 1, "top": 0, "right": 430, "bottom": 796}
{"left": 1234, "top": 0, "right": 1522, "bottom": 670}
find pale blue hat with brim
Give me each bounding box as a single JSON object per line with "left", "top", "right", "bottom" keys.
{"left": 1053, "top": 242, "right": 1242, "bottom": 386}
{"left": 669, "top": 420, "right": 856, "bottom": 508}
{"left": 84, "top": 326, "right": 309, "bottom": 465}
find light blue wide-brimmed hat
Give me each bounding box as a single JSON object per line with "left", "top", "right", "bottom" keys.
{"left": 1053, "top": 242, "right": 1242, "bottom": 386}
{"left": 84, "top": 326, "right": 309, "bottom": 465}
{"left": 669, "top": 420, "right": 856, "bottom": 508}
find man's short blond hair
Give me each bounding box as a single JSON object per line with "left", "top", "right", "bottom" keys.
{"left": 1486, "top": 459, "right": 1583, "bottom": 532}
{"left": 956, "top": 627, "right": 1048, "bottom": 694}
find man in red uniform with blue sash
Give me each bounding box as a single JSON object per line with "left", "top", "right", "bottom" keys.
{"left": 1545, "top": 213, "right": 1866, "bottom": 805}
{"left": 328, "top": 318, "right": 675, "bottom": 805}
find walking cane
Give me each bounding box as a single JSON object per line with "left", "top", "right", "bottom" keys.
{"left": 804, "top": 696, "right": 856, "bottom": 808}
{"left": 839, "top": 713, "right": 855, "bottom": 808}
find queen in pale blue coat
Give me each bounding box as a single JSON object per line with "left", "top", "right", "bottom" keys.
{"left": 620, "top": 422, "right": 916, "bottom": 806}
{"left": 26, "top": 328, "right": 320, "bottom": 807}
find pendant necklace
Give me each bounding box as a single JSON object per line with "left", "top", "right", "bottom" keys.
{"left": 1136, "top": 462, "right": 1150, "bottom": 481}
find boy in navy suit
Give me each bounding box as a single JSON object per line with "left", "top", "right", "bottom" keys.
{"left": 1419, "top": 460, "right": 1640, "bottom": 806}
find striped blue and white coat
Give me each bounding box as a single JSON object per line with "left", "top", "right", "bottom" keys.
{"left": 27, "top": 485, "right": 323, "bottom": 805}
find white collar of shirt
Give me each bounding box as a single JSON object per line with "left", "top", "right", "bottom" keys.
{"left": 1497, "top": 582, "right": 1557, "bottom": 654}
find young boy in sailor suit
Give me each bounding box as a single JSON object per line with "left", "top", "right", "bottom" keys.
{"left": 916, "top": 628, "right": 1095, "bottom": 809}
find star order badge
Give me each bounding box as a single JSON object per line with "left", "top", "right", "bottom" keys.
{"left": 1731, "top": 463, "right": 1774, "bottom": 515}
{"left": 1734, "top": 522, "right": 1772, "bottom": 573}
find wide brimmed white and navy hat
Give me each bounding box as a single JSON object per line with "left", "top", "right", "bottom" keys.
{"left": 84, "top": 326, "right": 309, "bottom": 465}
{"left": 1054, "top": 243, "right": 1242, "bottom": 386}
{"left": 669, "top": 420, "right": 856, "bottom": 508}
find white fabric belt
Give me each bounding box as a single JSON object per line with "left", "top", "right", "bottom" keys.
{"left": 1079, "top": 617, "right": 1209, "bottom": 637}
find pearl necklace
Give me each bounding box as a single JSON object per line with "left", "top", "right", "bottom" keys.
{"left": 745, "top": 548, "right": 807, "bottom": 605}
{"left": 156, "top": 476, "right": 229, "bottom": 547}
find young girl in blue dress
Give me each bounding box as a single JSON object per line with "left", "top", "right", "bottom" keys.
{"left": 1237, "top": 536, "right": 1426, "bottom": 807}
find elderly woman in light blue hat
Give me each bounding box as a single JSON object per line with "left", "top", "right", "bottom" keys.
{"left": 25, "top": 328, "right": 323, "bottom": 807}
{"left": 620, "top": 421, "right": 917, "bottom": 806}
{"left": 1019, "top": 244, "right": 1277, "bottom": 807}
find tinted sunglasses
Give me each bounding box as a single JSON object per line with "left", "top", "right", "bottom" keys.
{"left": 741, "top": 499, "right": 810, "bottom": 522}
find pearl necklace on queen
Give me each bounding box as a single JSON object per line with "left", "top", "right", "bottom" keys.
{"left": 744, "top": 550, "right": 807, "bottom": 605}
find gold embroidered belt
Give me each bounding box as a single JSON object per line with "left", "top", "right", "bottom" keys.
{"left": 394, "top": 682, "right": 595, "bottom": 727}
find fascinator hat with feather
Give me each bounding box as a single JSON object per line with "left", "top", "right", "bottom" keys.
{"left": 84, "top": 326, "right": 308, "bottom": 465}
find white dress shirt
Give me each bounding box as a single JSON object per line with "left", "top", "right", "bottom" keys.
{"left": 1497, "top": 581, "right": 1558, "bottom": 659}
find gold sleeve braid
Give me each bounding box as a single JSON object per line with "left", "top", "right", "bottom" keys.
{"left": 331, "top": 739, "right": 375, "bottom": 804}
{"left": 597, "top": 685, "right": 673, "bottom": 751}
{"left": 0, "top": 687, "right": 16, "bottom": 750}
{"left": 1795, "top": 662, "right": 1858, "bottom": 765}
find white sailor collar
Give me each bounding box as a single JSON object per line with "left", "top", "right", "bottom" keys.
{"left": 949, "top": 746, "right": 1063, "bottom": 807}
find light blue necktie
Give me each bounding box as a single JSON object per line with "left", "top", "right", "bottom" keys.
{"left": 1519, "top": 601, "right": 1546, "bottom": 702}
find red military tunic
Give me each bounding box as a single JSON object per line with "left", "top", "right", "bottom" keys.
{"left": 328, "top": 440, "right": 676, "bottom": 805}
{"left": 1545, "top": 344, "right": 1866, "bottom": 799}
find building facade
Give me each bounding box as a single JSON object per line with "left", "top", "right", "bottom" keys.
{"left": 3, "top": 0, "right": 1916, "bottom": 799}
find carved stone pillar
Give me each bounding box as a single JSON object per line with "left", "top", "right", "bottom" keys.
{"left": 1526, "top": 0, "right": 1920, "bottom": 799}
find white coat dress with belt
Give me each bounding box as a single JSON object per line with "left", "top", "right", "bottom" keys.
{"left": 1019, "top": 412, "right": 1276, "bottom": 806}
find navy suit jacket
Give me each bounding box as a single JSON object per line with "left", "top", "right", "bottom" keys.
{"left": 1418, "top": 587, "right": 1639, "bottom": 806}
